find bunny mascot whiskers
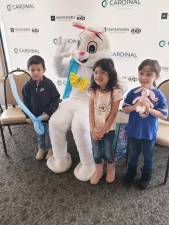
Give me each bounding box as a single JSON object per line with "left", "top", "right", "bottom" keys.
{"left": 47, "top": 22, "right": 111, "bottom": 181}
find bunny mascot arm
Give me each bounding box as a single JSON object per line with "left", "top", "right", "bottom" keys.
{"left": 47, "top": 22, "right": 125, "bottom": 181}
{"left": 54, "top": 38, "right": 72, "bottom": 78}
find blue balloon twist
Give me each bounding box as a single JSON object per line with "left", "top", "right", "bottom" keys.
{"left": 8, "top": 73, "right": 45, "bottom": 135}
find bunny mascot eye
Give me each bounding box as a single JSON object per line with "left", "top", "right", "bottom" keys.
{"left": 87, "top": 41, "right": 97, "bottom": 54}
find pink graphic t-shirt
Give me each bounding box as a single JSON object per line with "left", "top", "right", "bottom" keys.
{"left": 89, "top": 88, "right": 123, "bottom": 132}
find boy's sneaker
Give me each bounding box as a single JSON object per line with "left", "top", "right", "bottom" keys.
{"left": 123, "top": 174, "right": 135, "bottom": 185}
{"left": 46, "top": 149, "right": 53, "bottom": 160}
{"left": 36, "top": 149, "right": 45, "bottom": 160}
{"left": 123, "top": 167, "right": 137, "bottom": 185}
{"left": 135, "top": 178, "right": 150, "bottom": 190}
{"left": 123, "top": 168, "right": 137, "bottom": 185}
{"left": 136, "top": 170, "right": 152, "bottom": 190}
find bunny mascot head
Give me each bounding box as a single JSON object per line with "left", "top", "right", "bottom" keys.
{"left": 47, "top": 22, "right": 111, "bottom": 181}
{"left": 72, "top": 22, "right": 110, "bottom": 66}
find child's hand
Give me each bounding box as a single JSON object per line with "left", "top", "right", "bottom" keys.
{"left": 133, "top": 102, "right": 139, "bottom": 111}
{"left": 91, "top": 127, "right": 101, "bottom": 140}
{"left": 42, "top": 113, "right": 49, "bottom": 121}
{"left": 97, "top": 129, "right": 106, "bottom": 139}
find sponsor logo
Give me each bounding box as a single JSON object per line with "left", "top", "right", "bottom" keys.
{"left": 159, "top": 40, "right": 169, "bottom": 47}
{"left": 10, "top": 27, "right": 39, "bottom": 33}
{"left": 7, "top": 5, "right": 12, "bottom": 11}
{"left": 32, "top": 28, "right": 39, "bottom": 33}
{"left": 104, "top": 27, "right": 130, "bottom": 33}
{"left": 14, "top": 48, "right": 40, "bottom": 54}
{"left": 130, "top": 27, "right": 141, "bottom": 34}
{"left": 104, "top": 27, "right": 141, "bottom": 34}
{"left": 101, "top": 0, "right": 142, "bottom": 8}
{"left": 110, "top": 51, "right": 137, "bottom": 59}
{"left": 51, "top": 15, "right": 85, "bottom": 22}
{"left": 51, "top": 15, "right": 56, "bottom": 21}
{"left": 7, "top": 3, "right": 35, "bottom": 11}
{"left": 102, "top": 0, "right": 109, "bottom": 7}
{"left": 53, "top": 37, "right": 78, "bottom": 45}
{"left": 50, "top": 15, "right": 76, "bottom": 21}
{"left": 10, "top": 28, "right": 15, "bottom": 33}
{"left": 161, "top": 13, "right": 168, "bottom": 19}
{"left": 76, "top": 15, "right": 85, "bottom": 21}
{"left": 128, "top": 76, "right": 138, "bottom": 82}
{"left": 161, "top": 66, "right": 169, "bottom": 73}
{"left": 53, "top": 37, "right": 62, "bottom": 45}
{"left": 57, "top": 80, "right": 66, "bottom": 86}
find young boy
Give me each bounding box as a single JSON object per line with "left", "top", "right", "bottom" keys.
{"left": 22, "top": 55, "right": 60, "bottom": 160}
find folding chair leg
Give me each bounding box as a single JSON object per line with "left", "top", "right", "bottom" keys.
{"left": 0, "top": 124, "right": 9, "bottom": 157}
{"left": 8, "top": 126, "right": 12, "bottom": 136}
{"left": 163, "top": 154, "right": 169, "bottom": 185}
{"left": 0, "top": 104, "right": 3, "bottom": 113}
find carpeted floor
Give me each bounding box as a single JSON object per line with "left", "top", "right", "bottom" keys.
{"left": 0, "top": 125, "right": 169, "bottom": 225}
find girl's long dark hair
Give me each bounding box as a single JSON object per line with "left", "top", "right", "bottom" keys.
{"left": 89, "top": 58, "right": 119, "bottom": 92}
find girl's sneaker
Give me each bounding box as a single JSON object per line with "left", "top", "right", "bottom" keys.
{"left": 106, "top": 163, "right": 115, "bottom": 183}
{"left": 90, "top": 162, "right": 104, "bottom": 185}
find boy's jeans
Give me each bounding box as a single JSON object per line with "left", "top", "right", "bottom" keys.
{"left": 37, "top": 123, "right": 52, "bottom": 151}
{"left": 91, "top": 130, "right": 115, "bottom": 164}
{"left": 127, "top": 137, "right": 156, "bottom": 180}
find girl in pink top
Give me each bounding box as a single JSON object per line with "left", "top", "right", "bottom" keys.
{"left": 88, "top": 58, "right": 123, "bottom": 185}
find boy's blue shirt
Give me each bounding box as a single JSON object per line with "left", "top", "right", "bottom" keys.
{"left": 123, "top": 87, "right": 168, "bottom": 140}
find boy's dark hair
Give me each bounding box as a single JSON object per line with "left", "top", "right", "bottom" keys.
{"left": 89, "top": 58, "right": 119, "bottom": 92}
{"left": 27, "top": 55, "right": 46, "bottom": 69}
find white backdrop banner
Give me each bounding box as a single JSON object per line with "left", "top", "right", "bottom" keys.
{"left": 0, "top": 0, "right": 169, "bottom": 94}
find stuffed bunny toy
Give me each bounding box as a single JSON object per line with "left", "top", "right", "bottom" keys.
{"left": 133, "top": 88, "right": 158, "bottom": 118}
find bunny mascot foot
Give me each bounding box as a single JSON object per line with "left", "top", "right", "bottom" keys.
{"left": 74, "top": 162, "right": 96, "bottom": 181}
{"left": 47, "top": 152, "right": 72, "bottom": 173}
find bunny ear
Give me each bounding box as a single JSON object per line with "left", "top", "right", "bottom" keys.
{"left": 72, "top": 21, "right": 86, "bottom": 30}
{"left": 87, "top": 26, "right": 104, "bottom": 34}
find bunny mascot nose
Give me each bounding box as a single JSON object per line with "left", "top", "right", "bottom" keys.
{"left": 79, "top": 51, "right": 85, "bottom": 56}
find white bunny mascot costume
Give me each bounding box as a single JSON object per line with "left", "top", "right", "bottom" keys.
{"left": 47, "top": 22, "right": 111, "bottom": 181}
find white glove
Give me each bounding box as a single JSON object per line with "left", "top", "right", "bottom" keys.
{"left": 54, "top": 38, "right": 72, "bottom": 78}
{"left": 55, "top": 38, "right": 72, "bottom": 59}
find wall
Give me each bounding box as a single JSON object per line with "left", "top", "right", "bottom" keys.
{"left": 0, "top": 0, "right": 169, "bottom": 95}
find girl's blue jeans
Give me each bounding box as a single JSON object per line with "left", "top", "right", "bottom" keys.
{"left": 91, "top": 130, "right": 115, "bottom": 164}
